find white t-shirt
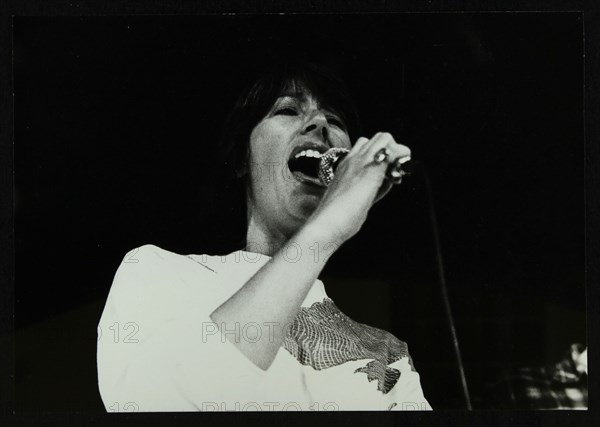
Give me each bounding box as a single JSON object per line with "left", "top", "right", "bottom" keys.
{"left": 97, "top": 244, "right": 432, "bottom": 412}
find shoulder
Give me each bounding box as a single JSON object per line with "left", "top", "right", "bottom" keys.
{"left": 103, "top": 244, "right": 222, "bottom": 322}
{"left": 116, "top": 243, "right": 217, "bottom": 273}
{"left": 119, "top": 243, "right": 179, "bottom": 264}
{"left": 112, "top": 244, "right": 175, "bottom": 284}
{"left": 109, "top": 244, "right": 219, "bottom": 296}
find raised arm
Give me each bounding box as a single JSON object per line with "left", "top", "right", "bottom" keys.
{"left": 210, "top": 133, "right": 410, "bottom": 370}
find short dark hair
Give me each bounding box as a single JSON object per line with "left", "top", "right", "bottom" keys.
{"left": 217, "top": 60, "right": 361, "bottom": 182}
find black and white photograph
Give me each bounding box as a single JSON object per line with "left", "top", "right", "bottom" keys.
{"left": 7, "top": 10, "right": 591, "bottom": 417}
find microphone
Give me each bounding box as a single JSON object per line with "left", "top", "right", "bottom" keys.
{"left": 318, "top": 147, "right": 416, "bottom": 186}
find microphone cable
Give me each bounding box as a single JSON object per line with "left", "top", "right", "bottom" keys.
{"left": 320, "top": 150, "right": 473, "bottom": 409}
{"left": 417, "top": 161, "right": 473, "bottom": 410}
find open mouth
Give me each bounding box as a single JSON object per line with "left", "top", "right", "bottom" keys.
{"left": 288, "top": 147, "right": 327, "bottom": 188}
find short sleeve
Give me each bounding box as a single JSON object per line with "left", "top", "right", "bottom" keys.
{"left": 97, "top": 245, "right": 269, "bottom": 412}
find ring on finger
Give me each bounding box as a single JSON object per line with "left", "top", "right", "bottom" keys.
{"left": 373, "top": 148, "right": 389, "bottom": 164}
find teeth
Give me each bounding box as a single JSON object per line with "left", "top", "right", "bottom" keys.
{"left": 294, "top": 149, "right": 322, "bottom": 159}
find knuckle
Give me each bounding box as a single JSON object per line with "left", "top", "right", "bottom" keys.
{"left": 381, "top": 133, "right": 397, "bottom": 146}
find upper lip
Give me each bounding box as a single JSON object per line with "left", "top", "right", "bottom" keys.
{"left": 288, "top": 141, "right": 331, "bottom": 162}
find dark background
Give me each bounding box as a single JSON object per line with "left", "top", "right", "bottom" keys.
{"left": 14, "top": 14, "right": 584, "bottom": 411}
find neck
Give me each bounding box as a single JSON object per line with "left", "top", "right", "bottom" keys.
{"left": 245, "top": 214, "right": 289, "bottom": 256}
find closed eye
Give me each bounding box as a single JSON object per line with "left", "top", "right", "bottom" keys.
{"left": 327, "top": 116, "right": 346, "bottom": 130}
{"left": 275, "top": 107, "right": 298, "bottom": 116}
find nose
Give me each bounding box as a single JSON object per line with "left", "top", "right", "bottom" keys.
{"left": 300, "top": 110, "right": 329, "bottom": 143}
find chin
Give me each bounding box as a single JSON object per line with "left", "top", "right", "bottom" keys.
{"left": 280, "top": 200, "right": 316, "bottom": 234}
{"left": 296, "top": 193, "right": 321, "bottom": 216}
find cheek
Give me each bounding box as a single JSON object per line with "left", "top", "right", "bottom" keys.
{"left": 249, "top": 122, "right": 290, "bottom": 176}
{"left": 338, "top": 131, "right": 352, "bottom": 149}
{"left": 249, "top": 123, "right": 279, "bottom": 162}
{"left": 247, "top": 125, "right": 281, "bottom": 190}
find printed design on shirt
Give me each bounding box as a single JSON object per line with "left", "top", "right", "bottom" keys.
{"left": 283, "top": 298, "right": 415, "bottom": 394}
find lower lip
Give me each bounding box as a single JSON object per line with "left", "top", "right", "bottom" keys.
{"left": 290, "top": 170, "right": 326, "bottom": 189}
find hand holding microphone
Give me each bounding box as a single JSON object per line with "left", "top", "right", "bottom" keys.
{"left": 318, "top": 146, "right": 413, "bottom": 187}
{"left": 306, "top": 132, "right": 412, "bottom": 244}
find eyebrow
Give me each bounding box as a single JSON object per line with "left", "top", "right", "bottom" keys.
{"left": 277, "top": 91, "right": 309, "bottom": 101}
{"left": 276, "top": 93, "right": 336, "bottom": 111}
{"left": 275, "top": 92, "right": 346, "bottom": 123}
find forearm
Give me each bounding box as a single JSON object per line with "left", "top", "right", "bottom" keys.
{"left": 209, "top": 221, "right": 341, "bottom": 370}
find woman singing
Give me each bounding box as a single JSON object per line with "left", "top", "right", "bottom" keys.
{"left": 97, "top": 61, "right": 432, "bottom": 411}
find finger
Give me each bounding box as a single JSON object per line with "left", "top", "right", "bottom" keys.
{"left": 389, "top": 144, "right": 411, "bottom": 162}
{"left": 357, "top": 132, "right": 384, "bottom": 155}
{"left": 362, "top": 133, "right": 397, "bottom": 166}
{"left": 366, "top": 134, "right": 411, "bottom": 166}
{"left": 350, "top": 136, "right": 370, "bottom": 153}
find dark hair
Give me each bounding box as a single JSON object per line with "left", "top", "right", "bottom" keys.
{"left": 217, "top": 60, "right": 361, "bottom": 182}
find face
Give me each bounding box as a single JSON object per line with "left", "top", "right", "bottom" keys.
{"left": 246, "top": 88, "right": 352, "bottom": 239}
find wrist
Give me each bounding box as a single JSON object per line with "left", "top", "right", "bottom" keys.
{"left": 300, "top": 218, "right": 348, "bottom": 249}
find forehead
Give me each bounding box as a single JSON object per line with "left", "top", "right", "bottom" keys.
{"left": 278, "top": 83, "right": 313, "bottom": 101}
